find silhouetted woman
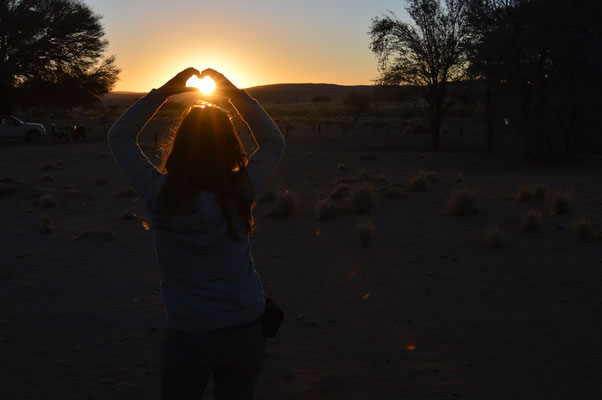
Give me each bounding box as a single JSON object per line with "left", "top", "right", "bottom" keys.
{"left": 108, "top": 68, "right": 285, "bottom": 399}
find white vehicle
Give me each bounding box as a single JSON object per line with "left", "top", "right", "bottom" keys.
{"left": 0, "top": 115, "right": 46, "bottom": 142}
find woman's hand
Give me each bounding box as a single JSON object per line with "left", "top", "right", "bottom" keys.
{"left": 200, "top": 68, "right": 242, "bottom": 98}
{"left": 157, "top": 67, "right": 201, "bottom": 96}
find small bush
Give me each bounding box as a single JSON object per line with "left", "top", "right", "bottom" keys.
{"left": 534, "top": 183, "right": 548, "bottom": 199}
{"left": 76, "top": 227, "right": 115, "bottom": 241}
{"left": 94, "top": 177, "right": 109, "bottom": 185}
{"left": 40, "top": 174, "right": 55, "bottom": 183}
{"left": 447, "top": 189, "right": 479, "bottom": 216}
{"left": 410, "top": 171, "right": 429, "bottom": 192}
{"left": 314, "top": 199, "right": 341, "bottom": 221}
{"left": 521, "top": 210, "right": 542, "bottom": 232}
{"left": 41, "top": 161, "right": 56, "bottom": 170}
{"left": 483, "top": 224, "right": 504, "bottom": 249}
{"left": 357, "top": 217, "right": 374, "bottom": 247}
{"left": 574, "top": 217, "right": 595, "bottom": 240}
{"left": 265, "top": 189, "right": 297, "bottom": 218}
{"left": 551, "top": 191, "right": 572, "bottom": 215}
{"left": 39, "top": 193, "right": 57, "bottom": 208}
{"left": 515, "top": 184, "right": 534, "bottom": 202}
{"left": 349, "top": 185, "right": 375, "bottom": 215}
{"left": 358, "top": 170, "right": 375, "bottom": 183}
{"left": 40, "top": 213, "right": 55, "bottom": 233}
{"left": 0, "top": 183, "right": 15, "bottom": 196}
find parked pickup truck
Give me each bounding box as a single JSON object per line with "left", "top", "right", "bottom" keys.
{"left": 0, "top": 115, "right": 46, "bottom": 142}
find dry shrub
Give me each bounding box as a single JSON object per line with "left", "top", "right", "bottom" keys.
{"left": 336, "top": 162, "right": 347, "bottom": 170}
{"left": 94, "top": 177, "right": 109, "bottom": 185}
{"left": 41, "top": 161, "right": 56, "bottom": 170}
{"left": 0, "top": 183, "right": 15, "bottom": 196}
{"left": 329, "top": 184, "right": 353, "bottom": 202}
{"left": 76, "top": 227, "right": 115, "bottom": 241}
{"left": 350, "top": 184, "right": 375, "bottom": 215}
{"left": 446, "top": 189, "right": 479, "bottom": 216}
{"left": 483, "top": 224, "right": 504, "bottom": 249}
{"left": 357, "top": 217, "right": 374, "bottom": 247}
{"left": 551, "top": 191, "right": 572, "bottom": 215}
{"left": 384, "top": 184, "right": 404, "bottom": 199}
{"left": 0, "top": 177, "right": 17, "bottom": 185}
{"left": 515, "top": 184, "right": 534, "bottom": 202}
{"left": 534, "top": 183, "right": 548, "bottom": 199}
{"left": 40, "top": 213, "right": 55, "bottom": 233}
{"left": 454, "top": 173, "right": 464, "bottom": 184}
{"left": 314, "top": 198, "right": 341, "bottom": 221}
{"left": 358, "top": 170, "right": 375, "bottom": 183}
{"left": 521, "top": 210, "right": 542, "bottom": 232}
{"left": 573, "top": 217, "right": 595, "bottom": 240}
{"left": 39, "top": 193, "right": 57, "bottom": 208}
{"left": 117, "top": 188, "right": 138, "bottom": 198}
{"left": 406, "top": 121, "right": 429, "bottom": 135}
{"left": 265, "top": 189, "right": 297, "bottom": 218}
{"left": 410, "top": 171, "right": 429, "bottom": 192}
{"left": 40, "top": 174, "right": 55, "bottom": 183}
{"left": 333, "top": 176, "right": 357, "bottom": 186}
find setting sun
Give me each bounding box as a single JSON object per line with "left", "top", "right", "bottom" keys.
{"left": 186, "top": 76, "right": 216, "bottom": 94}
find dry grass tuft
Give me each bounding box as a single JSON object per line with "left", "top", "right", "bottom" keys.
{"left": 358, "top": 170, "right": 375, "bottom": 183}
{"left": 520, "top": 210, "right": 542, "bottom": 232}
{"left": 94, "top": 177, "right": 109, "bottom": 185}
{"left": 39, "top": 193, "right": 57, "bottom": 208}
{"left": 117, "top": 188, "right": 138, "bottom": 199}
{"left": 515, "top": 184, "right": 534, "bottom": 202}
{"left": 551, "top": 191, "right": 572, "bottom": 215}
{"left": 446, "top": 189, "right": 479, "bottom": 216}
{"left": 534, "top": 183, "right": 548, "bottom": 199}
{"left": 314, "top": 198, "right": 341, "bottom": 221}
{"left": 265, "top": 189, "right": 297, "bottom": 218}
{"left": 573, "top": 217, "right": 596, "bottom": 240}
{"left": 349, "top": 184, "right": 375, "bottom": 215}
{"left": 0, "top": 182, "right": 15, "bottom": 196}
{"left": 357, "top": 217, "right": 374, "bottom": 247}
{"left": 483, "top": 224, "right": 504, "bottom": 249}
{"left": 40, "top": 213, "right": 55, "bottom": 233}
{"left": 40, "top": 174, "right": 55, "bottom": 183}
{"left": 76, "top": 227, "right": 115, "bottom": 241}
{"left": 41, "top": 161, "right": 57, "bottom": 170}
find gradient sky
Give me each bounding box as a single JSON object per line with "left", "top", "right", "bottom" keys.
{"left": 86, "top": 0, "right": 409, "bottom": 91}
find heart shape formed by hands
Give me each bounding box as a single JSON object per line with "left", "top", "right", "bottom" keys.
{"left": 186, "top": 75, "right": 216, "bottom": 94}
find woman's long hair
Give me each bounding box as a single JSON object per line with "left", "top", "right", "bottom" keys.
{"left": 159, "top": 104, "right": 254, "bottom": 241}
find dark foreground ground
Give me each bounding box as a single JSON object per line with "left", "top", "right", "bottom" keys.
{"left": 1, "top": 122, "right": 601, "bottom": 399}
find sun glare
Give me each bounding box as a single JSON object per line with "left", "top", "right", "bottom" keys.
{"left": 186, "top": 76, "right": 216, "bottom": 94}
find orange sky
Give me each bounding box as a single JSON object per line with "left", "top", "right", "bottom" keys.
{"left": 86, "top": 0, "right": 409, "bottom": 92}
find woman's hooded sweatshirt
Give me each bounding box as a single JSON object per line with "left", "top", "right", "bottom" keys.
{"left": 108, "top": 89, "right": 285, "bottom": 331}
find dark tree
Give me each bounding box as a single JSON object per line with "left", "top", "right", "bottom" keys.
{"left": 369, "top": 0, "right": 468, "bottom": 149}
{"left": 465, "top": 0, "right": 602, "bottom": 161}
{"left": 0, "top": 0, "right": 119, "bottom": 112}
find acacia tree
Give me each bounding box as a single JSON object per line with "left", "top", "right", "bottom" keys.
{"left": 0, "top": 0, "right": 119, "bottom": 112}
{"left": 369, "top": 0, "right": 468, "bottom": 149}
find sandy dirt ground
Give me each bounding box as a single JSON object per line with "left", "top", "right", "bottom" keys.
{"left": 1, "top": 121, "right": 601, "bottom": 399}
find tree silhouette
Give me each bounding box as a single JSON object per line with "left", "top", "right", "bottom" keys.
{"left": 369, "top": 0, "right": 467, "bottom": 149}
{"left": 0, "top": 0, "right": 119, "bottom": 112}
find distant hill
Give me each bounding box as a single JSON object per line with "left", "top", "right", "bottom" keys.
{"left": 101, "top": 83, "right": 375, "bottom": 107}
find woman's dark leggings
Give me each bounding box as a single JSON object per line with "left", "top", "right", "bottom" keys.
{"left": 160, "top": 318, "right": 265, "bottom": 400}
